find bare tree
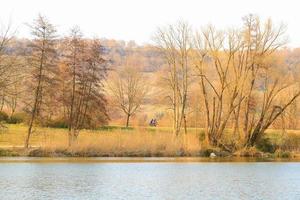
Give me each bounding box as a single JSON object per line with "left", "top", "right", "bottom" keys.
{"left": 24, "top": 15, "right": 58, "bottom": 148}
{"left": 238, "top": 15, "right": 300, "bottom": 147}
{"left": 62, "top": 27, "right": 108, "bottom": 145}
{"left": 108, "top": 64, "right": 148, "bottom": 127}
{"left": 0, "top": 21, "right": 19, "bottom": 110}
{"left": 5, "top": 63, "right": 25, "bottom": 117}
{"left": 191, "top": 14, "right": 300, "bottom": 151}
{"left": 192, "top": 26, "right": 244, "bottom": 149}
{"left": 154, "top": 21, "right": 191, "bottom": 135}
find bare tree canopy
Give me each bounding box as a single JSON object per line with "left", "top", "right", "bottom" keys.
{"left": 108, "top": 63, "right": 148, "bottom": 127}
{"left": 154, "top": 21, "right": 192, "bottom": 135}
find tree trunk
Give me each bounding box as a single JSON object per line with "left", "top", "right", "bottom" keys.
{"left": 25, "top": 117, "right": 34, "bottom": 148}
{"left": 0, "top": 95, "right": 4, "bottom": 111}
{"left": 68, "top": 128, "right": 79, "bottom": 147}
{"left": 25, "top": 30, "right": 46, "bottom": 148}
{"left": 183, "top": 114, "right": 187, "bottom": 134}
{"left": 25, "top": 96, "right": 38, "bottom": 148}
{"left": 68, "top": 129, "right": 73, "bottom": 147}
{"left": 25, "top": 80, "right": 41, "bottom": 148}
{"left": 126, "top": 114, "right": 130, "bottom": 127}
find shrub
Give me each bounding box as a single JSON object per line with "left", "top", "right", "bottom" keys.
{"left": 7, "top": 112, "right": 27, "bottom": 124}
{"left": 237, "top": 147, "right": 263, "bottom": 157}
{"left": 256, "top": 137, "right": 278, "bottom": 153}
{"left": 0, "top": 148, "right": 19, "bottom": 156}
{"left": 46, "top": 118, "right": 68, "bottom": 128}
{"left": 281, "top": 133, "right": 300, "bottom": 151}
{"left": 198, "top": 147, "right": 217, "bottom": 157}
{"left": 0, "top": 111, "right": 8, "bottom": 122}
{"left": 274, "top": 149, "right": 291, "bottom": 158}
{"left": 198, "top": 130, "right": 206, "bottom": 142}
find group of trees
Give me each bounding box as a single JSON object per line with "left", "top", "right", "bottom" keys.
{"left": 0, "top": 15, "right": 151, "bottom": 148}
{"left": 155, "top": 15, "right": 300, "bottom": 151}
{"left": 0, "top": 15, "right": 111, "bottom": 147}
{"left": 1, "top": 14, "right": 300, "bottom": 152}
{"left": 155, "top": 22, "right": 191, "bottom": 136}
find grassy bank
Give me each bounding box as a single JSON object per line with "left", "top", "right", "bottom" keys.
{"left": 0, "top": 124, "right": 300, "bottom": 157}
{"left": 0, "top": 124, "right": 203, "bottom": 157}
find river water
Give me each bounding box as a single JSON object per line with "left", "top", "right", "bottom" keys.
{"left": 0, "top": 157, "right": 299, "bottom": 200}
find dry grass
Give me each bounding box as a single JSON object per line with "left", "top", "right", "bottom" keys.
{"left": 0, "top": 124, "right": 203, "bottom": 156}
{"left": 1, "top": 124, "right": 300, "bottom": 157}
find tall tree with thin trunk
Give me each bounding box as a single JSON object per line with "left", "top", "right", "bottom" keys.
{"left": 25, "top": 15, "right": 58, "bottom": 148}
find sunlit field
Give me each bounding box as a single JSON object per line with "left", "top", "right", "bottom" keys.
{"left": 0, "top": 124, "right": 300, "bottom": 157}
{"left": 0, "top": 124, "right": 204, "bottom": 156}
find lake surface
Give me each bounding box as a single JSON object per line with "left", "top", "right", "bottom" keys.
{"left": 0, "top": 158, "right": 300, "bottom": 200}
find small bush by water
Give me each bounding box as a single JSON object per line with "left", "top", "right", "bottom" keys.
{"left": 256, "top": 137, "right": 278, "bottom": 153}
{"left": 0, "top": 148, "right": 19, "bottom": 156}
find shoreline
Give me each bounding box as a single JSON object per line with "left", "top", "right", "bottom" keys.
{"left": 1, "top": 156, "right": 300, "bottom": 163}
{"left": 0, "top": 147, "right": 299, "bottom": 161}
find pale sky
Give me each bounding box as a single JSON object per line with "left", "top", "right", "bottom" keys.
{"left": 1, "top": 0, "right": 300, "bottom": 47}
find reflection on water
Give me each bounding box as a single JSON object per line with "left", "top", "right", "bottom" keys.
{"left": 0, "top": 158, "right": 300, "bottom": 200}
